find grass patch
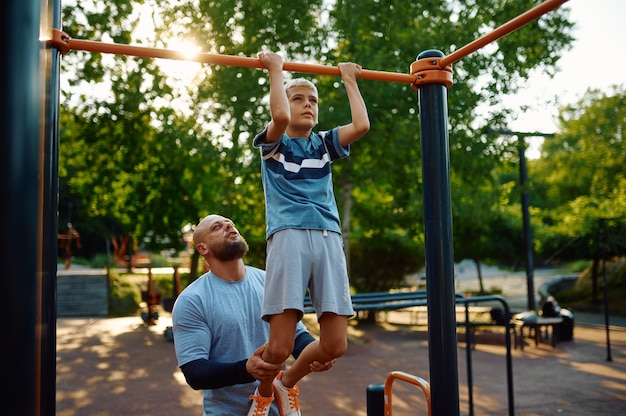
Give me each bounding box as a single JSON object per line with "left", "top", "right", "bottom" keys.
{"left": 109, "top": 274, "right": 141, "bottom": 316}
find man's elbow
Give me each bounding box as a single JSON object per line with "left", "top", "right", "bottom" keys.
{"left": 181, "top": 370, "right": 203, "bottom": 390}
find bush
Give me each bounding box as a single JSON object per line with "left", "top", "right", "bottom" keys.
{"left": 149, "top": 253, "right": 171, "bottom": 267}
{"left": 556, "top": 257, "right": 626, "bottom": 316}
{"left": 109, "top": 275, "right": 141, "bottom": 316}
{"left": 88, "top": 254, "right": 110, "bottom": 268}
{"left": 565, "top": 260, "right": 592, "bottom": 274}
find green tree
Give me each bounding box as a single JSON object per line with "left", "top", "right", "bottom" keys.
{"left": 318, "top": 0, "right": 573, "bottom": 291}
{"left": 531, "top": 86, "right": 626, "bottom": 299}
{"left": 156, "top": 0, "right": 331, "bottom": 272}
{"left": 59, "top": 0, "right": 574, "bottom": 294}
{"left": 60, "top": 0, "right": 238, "bottom": 275}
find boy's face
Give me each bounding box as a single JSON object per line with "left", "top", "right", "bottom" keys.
{"left": 287, "top": 86, "right": 318, "bottom": 129}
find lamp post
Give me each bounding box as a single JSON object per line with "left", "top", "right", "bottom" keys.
{"left": 598, "top": 217, "right": 626, "bottom": 362}
{"left": 599, "top": 218, "right": 612, "bottom": 362}
{"left": 488, "top": 129, "right": 554, "bottom": 311}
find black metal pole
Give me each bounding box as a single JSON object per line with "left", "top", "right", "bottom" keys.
{"left": 417, "top": 49, "right": 460, "bottom": 416}
{"left": 599, "top": 218, "right": 612, "bottom": 362}
{"left": 366, "top": 384, "right": 385, "bottom": 416}
{"left": 518, "top": 137, "right": 536, "bottom": 311}
{"left": 490, "top": 129, "right": 554, "bottom": 312}
{"left": 464, "top": 305, "right": 474, "bottom": 416}
{"left": 1, "top": 1, "right": 43, "bottom": 414}
{"left": 41, "top": 0, "right": 63, "bottom": 413}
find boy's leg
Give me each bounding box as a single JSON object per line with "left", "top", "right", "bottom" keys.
{"left": 281, "top": 313, "right": 348, "bottom": 388}
{"left": 318, "top": 313, "right": 349, "bottom": 359}
{"left": 258, "top": 310, "right": 299, "bottom": 396}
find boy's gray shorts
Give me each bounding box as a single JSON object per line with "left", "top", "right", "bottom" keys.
{"left": 262, "top": 228, "right": 354, "bottom": 321}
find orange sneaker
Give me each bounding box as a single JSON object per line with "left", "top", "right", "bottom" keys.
{"left": 247, "top": 388, "right": 274, "bottom": 416}
{"left": 272, "top": 371, "right": 301, "bottom": 416}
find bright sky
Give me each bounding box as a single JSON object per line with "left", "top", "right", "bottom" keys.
{"left": 503, "top": 0, "right": 626, "bottom": 137}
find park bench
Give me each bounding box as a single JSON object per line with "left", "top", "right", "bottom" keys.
{"left": 304, "top": 290, "right": 511, "bottom": 349}
{"left": 303, "top": 290, "right": 495, "bottom": 324}
{"left": 303, "top": 289, "right": 435, "bottom": 316}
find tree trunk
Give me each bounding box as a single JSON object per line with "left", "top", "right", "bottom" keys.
{"left": 188, "top": 250, "right": 201, "bottom": 284}
{"left": 591, "top": 257, "right": 599, "bottom": 302}
{"left": 473, "top": 258, "right": 485, "bottom": 294}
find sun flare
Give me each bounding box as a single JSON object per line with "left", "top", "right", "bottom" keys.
{"left": 167, "top": 38, "right": 202, "bottom": 60}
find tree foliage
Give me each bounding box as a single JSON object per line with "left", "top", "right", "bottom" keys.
{"left": 58, "top": 0, "right": 575, "bottom": 292}
{"left": 497, "top": 87, "right": 626, "bottom": 300}
{"left": 531, "top": 86, "right": 626, "bottom": 258}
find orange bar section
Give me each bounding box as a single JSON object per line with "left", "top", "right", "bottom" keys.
{"left": 50, "top": 30, "right": 417, "bottom": 85}
{"left": 439, "top": 0, "right": 569, "bottom": 68}
{"left": 384, "top": 371, "right": 431, "bottom": 416}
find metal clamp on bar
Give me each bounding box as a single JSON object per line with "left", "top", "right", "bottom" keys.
{"left": 47, "top": 29, "right": 71, "bottom": 55}
{"left": 409, "top": 57, "right": 453, "bottom": 90}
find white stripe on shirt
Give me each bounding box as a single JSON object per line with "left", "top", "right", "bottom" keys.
{"left": 270, "top": 152, "right": 331, "bottom": 173}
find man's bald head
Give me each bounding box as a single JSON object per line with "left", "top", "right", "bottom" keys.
{"left": 193, "top": 215, "right": 248, "bottom": 262}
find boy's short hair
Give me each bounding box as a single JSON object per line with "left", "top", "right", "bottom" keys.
{"left": 284, "top": 78, "right": 318, "bottom": 96}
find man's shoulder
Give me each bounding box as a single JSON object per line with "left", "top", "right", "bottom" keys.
{"left": 244, "top": 265, "right": 265, "bottom": 279}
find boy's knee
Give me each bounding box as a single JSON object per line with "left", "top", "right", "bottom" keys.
{"left": 320, "top": 339, "right": 347, "bottom": 360}
{"left": 264, "top": 341, "right": 292, "bottom": 364}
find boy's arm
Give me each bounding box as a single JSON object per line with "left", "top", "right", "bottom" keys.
{"left": 258, "top": 52, "right": 290, "bottom": 143}
{"left": 337, "top": 62, "right": 370, "bottom": 147}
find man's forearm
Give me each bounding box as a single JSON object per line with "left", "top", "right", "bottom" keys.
{"left": 180, "top": 358, "right": 255, "bottom": 390}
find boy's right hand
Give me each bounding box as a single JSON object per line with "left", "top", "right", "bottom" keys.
{"left": 338, "top": 62, "right": 362, "bottom": 82}
{"left": 258, "top": 51, "right": 284, "bottom": 72}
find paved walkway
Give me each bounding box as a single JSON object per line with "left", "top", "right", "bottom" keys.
{"left": 56, "top": 267, "right": 626, "bottom": 415}
{"left": 56, "top": 312, "right": 626, "bottom": 416}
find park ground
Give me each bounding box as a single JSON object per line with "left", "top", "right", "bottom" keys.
{"left": 56, "top": 266, "right": 626, "bottom": 415}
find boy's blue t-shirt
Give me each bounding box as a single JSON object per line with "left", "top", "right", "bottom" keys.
{"left": 253, "top": 127, "right": 350, "bottom": 238}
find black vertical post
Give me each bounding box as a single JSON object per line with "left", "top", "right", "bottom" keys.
{"left": 366, "top": 384, "right": 385, "bottom": 416}
{"left": 464, "top": 304, "right": 475, "bottom": 416}
{"left": 491, "top": 129, "right": 555, "bottom": 312}
{"left": 1, "top": 1, "right": 44, "bottom": 414}
{"left": 41, "top": 0, "right": 63, "bottom": 413}
{"left": 518, "top": 136, "right": 536, "bottom": 311}
{"left": 417, "top": 49, "right": 460, "bottom": 416}
{"left": 599, "top": 218, "right": 613, "bottom": 362}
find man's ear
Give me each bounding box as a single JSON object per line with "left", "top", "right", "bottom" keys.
{"left": 196, "top": 243, "right": 208, "bottom": 255}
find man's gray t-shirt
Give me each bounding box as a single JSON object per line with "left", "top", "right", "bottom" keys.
{"left": 172, "top": 266, "right": 308, "bottom": 415}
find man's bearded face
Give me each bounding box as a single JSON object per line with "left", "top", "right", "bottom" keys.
{"left": 210, "top": 237, "right": 249, "bottom": 262}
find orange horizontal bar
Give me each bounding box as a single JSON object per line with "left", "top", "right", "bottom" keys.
{"left": 439, "top": 0, "right": 569, "bottom": 68}
{"left": 66, "top": 37, "right": 417, "bottom": 84}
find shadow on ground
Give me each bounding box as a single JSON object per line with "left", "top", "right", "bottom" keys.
{"left": 57, "top": 313, "right": 626, "bottom": 416}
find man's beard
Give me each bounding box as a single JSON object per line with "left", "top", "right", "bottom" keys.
{"left": 210, "top": 238, "right": 249, "bottom": 262}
